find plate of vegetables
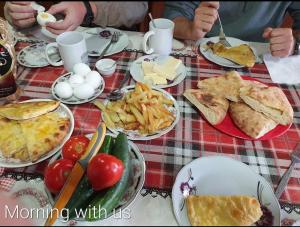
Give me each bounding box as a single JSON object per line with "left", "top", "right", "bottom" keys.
{"left": 44, "top": 132, "right": 146, "bottom": 222}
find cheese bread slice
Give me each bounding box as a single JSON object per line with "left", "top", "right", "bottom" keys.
{"left": 184, "top": 89, "right": 229, "bottom": 125}
{"left": 20, "top": 112, "right": 70, "bottom": 161}
{"left": 197, "top": 71, "right": 245, "bottom": 102}
{"left": 186, "top": 195, "right": 263, "bottom": 226}
{"left": 0, "top": 116, "right": 29, "bottom": 161}
{"left": 229, "top": 102, "right": 277, "bottom": 139}
{"left": 240, "top": 85, "right": 293, "bottom": 125}
{"left": 0, "top": 100, "right": 60, "bottom": 120}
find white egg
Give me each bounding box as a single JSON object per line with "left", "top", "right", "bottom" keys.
{"left": 54, "top": 82, "right": 73, "bottom": 99}
{"left": 85, "top": 71, "right": 102, "bottom": 89}
{"left": 73, "top": 83, "right": 95, "bottom": 100}
{"left": 37, "top": 12, "right": 56, "bottom": 27}
{"left": 73, "top": 63, "right": 91, "bottom": 76}
{"left": 68, "top": 74, "right": 85, "bottom": 88}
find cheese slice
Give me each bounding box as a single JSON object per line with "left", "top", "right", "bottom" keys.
{"left": 144, "top": 74, "right": 167, "bottom": 85}
{"left": 142, "top": 61, "right": 154, "bottom": 76}
{"left": 164, "top": 57, "right": 182, "bottom": 70}
{"left": 153, "top": 63, "right": 177, "bottom": 80}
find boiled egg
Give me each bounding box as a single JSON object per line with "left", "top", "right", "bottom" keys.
{"left": 85, "top": 71, "right": 102, "bottom": 89}
{"left": 54, "top": 81, "right": 73, "bottom": 99}
{"left": 37, "top": 12, "right": 56, "bottom": 27}
{"left": 73, "top": 63, "right": 91, "bottom": 77}
{"left": 73, "top": 83, "right": 95, "bottom": 100}
{"left": 68, "top": 74, "right": 85, "bottom": 88}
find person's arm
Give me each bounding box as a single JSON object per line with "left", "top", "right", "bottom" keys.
{"left": 92, "top": 1, "right": 148, "bottom": 28}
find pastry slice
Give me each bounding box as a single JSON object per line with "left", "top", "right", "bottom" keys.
{"left": 0, "top": 100, "right": 60, "bottom": 120}
{"left": 20, "top": 112, "right": 70, "bottom": 161}
{"left": 197, "top": 71, "right": 245, "bottom": 102}
{"left": 186, "top": 195, "right": 263, "bottom": 226}
{"left": 240, "top": 85, "right": 293, "bottom": 125}
{"left": 229, "top": 102, "right": 277, "bottom": 139}
{"left": 184, "top": 89, "right": 229, "bottom": 125}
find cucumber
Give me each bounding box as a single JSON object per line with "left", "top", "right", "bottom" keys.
{"left": 85, "top": 133, "right": 130, "bottom": 221}
{"left": 65, "top": 135, "right": 114, "bottom": 219}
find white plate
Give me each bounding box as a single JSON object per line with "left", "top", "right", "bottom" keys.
{"left": 130, "top": 54, "right": 187, "bottom": 89}
{"left": 172, "top": 156, "right": 281, "bottom": 226}
{"left": 47, "top": 132, "right": 146, "bottom": 222}
{"left": 51, "top": 72, "right": 105, "bottom": 105}
{"left": 83, "top": 27, "right": 129, "bottom": 57}
{"left": 0, "top": 99, "right": 74, "bottom": 168}
{"left": 17, "top": 43, "right": 50, "bottom": 68}
{"left": 103, "top": 85, "right": 180, "bottom": 140}
{"left": 199, "top": 36, "right": 257, "bottom": 68}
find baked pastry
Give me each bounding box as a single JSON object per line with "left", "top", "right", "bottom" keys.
{"left": 197, "top": 71, "right": 245, "bottom": 102}
{"left": 240, "top": 85, "right": 293, "bottom": 125}
{"left": 229, "top": 102, "right": 278, "bottom": 139}
{"left": 183, "top": 89, "right": 229, "bottom": 125}
{"left": 186, "top": 195, "right": 263, "bottom": 226}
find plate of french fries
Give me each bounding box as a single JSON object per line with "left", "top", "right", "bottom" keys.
{"left": 94, "top": 82, "right": 180, "bottom": 140}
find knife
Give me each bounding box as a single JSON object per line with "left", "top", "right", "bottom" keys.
{"left": 44, "top": 123, "right": 106, "bottom": 226}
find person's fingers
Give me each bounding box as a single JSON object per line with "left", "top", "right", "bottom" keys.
{"left": 271, "top": 49, "right": 290, "bottom": 57}
{"left": 262, "top": 27, "right": 273, "bottom": 39}
{"left": 196, "top": 6, "right": 218, "bottom": 19}
{"left": 200, "top": 1, "right": 220, "bottom": 9}
{"left": 46, "top": 3, "right": 66, "bottom": 16}
{"left": 11, "top": 1, "right": 33, "bottom": 5}
{"left": 195, "top": 21, "right": 213, "bottom": 32}
{"left": 270, "top": 36, "right": 289, "bottom": 45}
{"left": 46, "top": 18, "right": 73, "bottom": 31}
{"left": 270, "top": 43, "right": 290, "bottom": 52}
{"left": 13, "top": 17, "right": 36, "bottom": 28}
{"left": 199, "top": 15, "right": 216, "bottom": 25}
{"left": 10, "top": 12, "right": 35, "bottom": 20}
{"left": 270, "top": 28, "right": 293, "bottom": 38}
{"left": 7, "top": 3, "right": 36, "bottom": 13}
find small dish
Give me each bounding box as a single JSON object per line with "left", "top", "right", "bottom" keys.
{"left": 96, "top": 58, "right": 117, "bottom": 76}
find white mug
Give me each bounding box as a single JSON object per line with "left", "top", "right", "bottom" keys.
{"left": 143, "top": 18, "right": 175, "bottom": 55}
{"left": 45, "top": 31, "right": 88, "bottom": 72}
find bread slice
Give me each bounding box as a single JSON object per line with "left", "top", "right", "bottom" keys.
{"left": 229, "top": 102, "right": 277, "bottom": 139}
{"left": 240, "top": 85, "right": 293, "bottom": 125}
{"left": 186, "top": 195, "right": 263, "bottom": 226}
{"left": 183, "top": 89, "right": 229, "bottom": 125}
{"left": 197, "top": 71, "right": 245, "bottom": 102}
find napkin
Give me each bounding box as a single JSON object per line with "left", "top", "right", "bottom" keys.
{"left": 263, "top": 53, "right": 300, "bottom": 85}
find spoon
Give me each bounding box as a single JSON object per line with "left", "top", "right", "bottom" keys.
{"left": 101, "top": 61, "right": 117, "bottom": 71}
{"left": 148, "top": 13, "right": 157, "bottom": 28}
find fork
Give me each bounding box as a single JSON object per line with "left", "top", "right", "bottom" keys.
{"left": 217, "top": 13, "right": 231, "bottom": 47}
{"left": 275, "top": 143, "right": 300, "bottom": 199}
{"left": 106, "top": 71, "right": 130, "bottom": 101}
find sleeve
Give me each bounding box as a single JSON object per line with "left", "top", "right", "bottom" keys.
{"left": 163, "top": 1, "right": 198, "bottom": 21}
{"left": 287, "top": 2, "right": 300, "bottom": 30}
{"left": 92, "top": 1, "right": 148, "bottom": 28}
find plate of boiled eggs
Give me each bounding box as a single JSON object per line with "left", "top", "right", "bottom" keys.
{"left": 52, "top": 63, "right": 105, "bottom": 105}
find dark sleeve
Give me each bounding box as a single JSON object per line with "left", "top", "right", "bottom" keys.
{"left": 163, "top": 1, "right": 199, "bottom": 21}
{"left": 287, "top": 2, "right": 300, "bottom": 30}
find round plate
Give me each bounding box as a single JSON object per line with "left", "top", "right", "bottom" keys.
{"left": 83, "top": 27, "right": 129, "bottom": 57}
{"left": 172, "top": 156, "right": 281, "bottom": 226}
{"left": 0, "top": 99, "right": 74, "bottom": 168}
{"left": 103, "top": 85, "right": 180, "bottom": 141}
{"left": 199, "top": 36, "right": 257, "bottom": 68}
{"left": 47, "top": 132, "right": 146, "bottom": 222}
{"left": 130, "top": 54, "right": 187, "bottom": 89}
{"left": 17, "top": 43, "right": 50, "bottom": 68}
{"left": 51, "top": 72, "right": 105, "bottom": 105}
{"left": 207, "top": 76, "right": 292, "bottom": 140}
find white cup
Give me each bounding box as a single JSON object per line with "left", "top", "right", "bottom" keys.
{"left": 45, "top": 31, "right": 88, "bottom": 72}
{"left": 143, "top": 18, "right": 174, "bottom": 55}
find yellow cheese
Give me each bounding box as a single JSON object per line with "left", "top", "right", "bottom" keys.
{"left": 153, "top": 63, "right": 177, "bottom": 81}
{"left": 141, "top": 61, "right": 154, "bottom": 76}
{"left": 144, "top": 74, "right": 168, "bottom": 85}
{"left": 164, "top": 57, "right": 182, "bottom": 70}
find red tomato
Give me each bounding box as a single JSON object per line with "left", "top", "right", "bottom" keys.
{"left": 87, "top": 153, "right": 124, "bottom": 191}
{"left": 62, "top": 136, "right": 90, "bottom": 162}
{"left": 44, "top": 159, "right": 74, "bottom": 194}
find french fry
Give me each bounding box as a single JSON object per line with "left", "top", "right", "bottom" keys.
{"left": 93, "top": 100, "right": 106, "bottom": 112}
{"left": 124, "top": 122, "right": 140, "bottom": 130}
{"left": 109, "top": 111, "right": 121, "bottom": 123}
{"left": 130, "top": 104, "right": 145, "bottom": 125}
{"left": 141, "top": 104, "right": 148, "bottom": 125}
{"left": 102, "top": 112, "right": 115, "bottom": 128}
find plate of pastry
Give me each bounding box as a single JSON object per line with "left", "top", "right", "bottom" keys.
{"left": 172, "top": 156, "right": 281, "bottom": 226}
{"left": 0, "top": 99, "right": 74, "bottom": 168}
{"left": 130, "top": 54, "right": 187, "bottom": 88}
{"left": 199, "top": 37, "right": 257, "bottom": 68}
{"left": 183, "top": 71, "right": 293, "bottom": 140}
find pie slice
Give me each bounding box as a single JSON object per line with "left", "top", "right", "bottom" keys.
{"left": 20, "top": 112, "right": 70, "bottom": 161}
{"left": 207, "top": 42, "right": 256, "bottom": 67}
{"left": 197, "top": 71, "right": 245, "bottom": 102}
{"left": 240, "top": 85, "right": 293, "bottom": 125}
{"left": 0, "top": 116, "right": 29, "bottom": 161}
{"left": 229, "top": 102, "right": 277, "bottom": 139}
{"left": 183, "top": 89, "right": 229, "bottom": 125}
{"left": 186, "top": 195, "right": 263, "bottom": 226}
{"left": 0, "top": 100, "right": 60, "bottom": 120}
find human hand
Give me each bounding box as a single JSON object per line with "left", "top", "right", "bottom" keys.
{"left": 193, "top": 1, "right": 219, "bottom": 39}
{"left": 45, "top": 2, "right": 87, "bottom": 35}
{"left": 263, "top": 27, "right": 296, "bottom": 57}
{"left": 4, "top": 1, "right": 36, "bottom": 29}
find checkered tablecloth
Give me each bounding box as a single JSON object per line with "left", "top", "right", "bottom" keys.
{"left": 1, "top": 41, "right": 300, "bottom": 212}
